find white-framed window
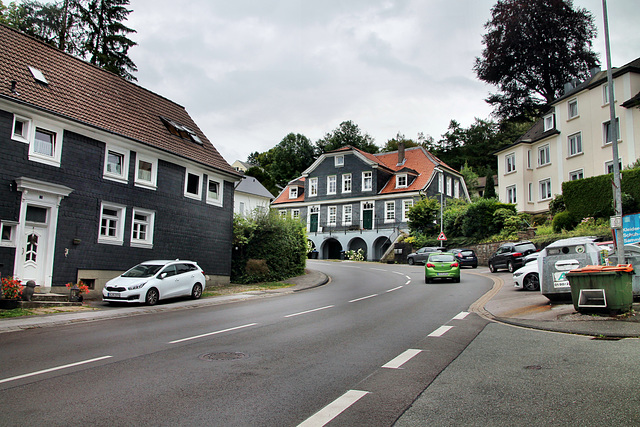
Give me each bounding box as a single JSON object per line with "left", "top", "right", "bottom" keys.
{"left": 292, "top": 209, "right": 300, "bottom": 220}
{"left": 505, "top": 153, "right": 516, "bottom": 173}
{"left": 327, "top": 175, "right": 337, "bottom": 195}
{"left": 131, "top": 208, "right": 155, "bottom": 248}
{"left": 0, "top": 221, "right": 17, "bottom": 247}
{"left": 279, "top": 210, "right": 287, "bottom": 218}
{"left": 446, "top": 177, "right": 452, "bottom": 196}
{"left": 569, "top": 169, "right": 584, "bottom": 181}
{"left": 543, "top": 114, "right": 554, "bottom": 132}
{"left": 396, "top": 174, "right": 407, "bottom": 188}
{"left": 98, "top": 202, "right": 126, "bottom": 245}
{"left": 385, "top": 201, "right": 395, "bottom": 222}
{"left": 527, "top": 150, "right": 532, "bottom": 169}
{"left": 539, "top": 179, "right": 552, "bottom": 201}
{"left": 11, "top": 115, "right": 31, "bottom": 143}
{"left": 103, "top": 145, "right": 130, "bottom": 183}
{"left": 454, "top": 181, "right": 460, "bottom": 199}
{"left": 402, "top": 199, "right": 413, "bottom": 221}
{"left": 12, "top": 115, "right": 63, "bottom": 167}
{"left": 538, "top": 144, "right": 550, "bottom": 166}
{"left": 362, "top": 171, "right": 372, "bottom": 191}
{"left": 528, "top": 182, "right": 533, "bottom": 203}
{"left": 568, "top": 99, "right": 578, "bottom": 119}
{"left": 605, "top": 159, "right": 622, "bottom": 174}
{"left": 343, "top": 205, "right": 352, "bottom": 226}
{"left": 603, "top": 118, "right": 620, "bottom": 145}
{"left": 309, "top": 177, "right": 318, "bottom": 197}
{"left": 342, "top": 174, "right": 352, "bottom": 193}
{"left": 134, "top": 154, "right": 157, "bottom": 189}
{"left": 506, "top": 185, "right": 516, "bottom": 204}
{"left": 603, "top": 82, "right": 614, "bottom": 105}
{"left": 289, "top": 186, "right": 298, "bottom": 199}
{"left": 438, "top": 172, "right": 444, "bottom": 193}
{"left": 335, "top": 155, "right": 344, "bottom": 167}
{"left": 568, "top": 133, "right": 582, "bottom": 156}
{"left": 184, "top": 170, "right": 202, "bottom": 200}
{"left": 328, "top": 206, "right": 337, "bottom": 225}
{"left": 239, "top": 202, "right": 245, "bottom": 216}
{"left": 206, "top": 176, "right": 223, "bottom": 205}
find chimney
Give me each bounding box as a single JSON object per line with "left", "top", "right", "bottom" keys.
{"left": 397, "top": 142, "right": 405, "bottom": 166}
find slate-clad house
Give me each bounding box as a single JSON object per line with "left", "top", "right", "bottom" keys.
{"left": 272, "top": 145, "right": 470, "bottom": 260}
{"left": 0, "top": 25, "right": 241, "bottom": 295}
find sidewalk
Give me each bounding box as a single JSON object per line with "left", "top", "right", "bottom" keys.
{"left": 1, "top": 267, "right": 639, "bottom": 338}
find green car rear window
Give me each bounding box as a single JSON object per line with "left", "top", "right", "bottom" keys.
{"left": 430, "top": 254, "right": 454, "bottom": 262}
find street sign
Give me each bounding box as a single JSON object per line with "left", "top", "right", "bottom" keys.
{"left": 437, "top": 231, "right": 447, "bottom": 241}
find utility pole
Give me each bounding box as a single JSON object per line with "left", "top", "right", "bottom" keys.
{"left": 603, "top": 0, "right": 625, "bottom": 263}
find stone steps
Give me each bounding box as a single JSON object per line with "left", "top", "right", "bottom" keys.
{"left": 1, "top": 293, "right": 82, "bottom": 309}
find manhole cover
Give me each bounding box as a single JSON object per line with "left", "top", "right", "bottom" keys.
{"left": 199, "top": 352, "right": 246, "bottom": 361}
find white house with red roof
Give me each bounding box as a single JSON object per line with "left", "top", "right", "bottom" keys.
{"left": 272, "top": 144, "right": 470, "bottom": 260}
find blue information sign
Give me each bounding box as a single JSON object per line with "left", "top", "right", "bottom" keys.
{"left": 623, "top": 213, "right": 640, "bottom": 245}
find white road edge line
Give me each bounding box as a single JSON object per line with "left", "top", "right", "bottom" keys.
{"left": 169, "top": 323, "right": 258, "bottom": 344}
{"left": 348, "top": 294, "right": 378, "bottom": 303}
{"left": 298, "top": 390, "right": 370, "bottom": 427}
{"left": 382, "top": 349, "right": 423, "bottom": 369}
{"left": 285, "top": 306, "right": 334, "bottom": 318}
{"left": 452, "top": 311, "right": 470, "bottom": 320}
{"left": 0, "top": 355, "right": 113, "bottom": 384}
{"left": 428, "top": 325, "right": 454, "bottom": 337}
{"left": 386, "top": 286, "right": 403, "bottom": 293}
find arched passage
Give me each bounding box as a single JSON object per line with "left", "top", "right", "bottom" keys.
{"left": 373, "top": 237, "right": 392, "bottom": 261}
{"left": 322, "top": 238, "right": 343, "bottom": 260}
{"left": 348, "top": 237, "right": 368, "bottom": 260}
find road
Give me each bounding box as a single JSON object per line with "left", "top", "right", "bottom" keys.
{"left": 0, "top": 261, "right": 493, "bottom": 426}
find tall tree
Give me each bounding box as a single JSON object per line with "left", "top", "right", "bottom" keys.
{"left": 270, "top": 133, "right": 315, "bottom": 187}
{"left": 80, "top": 0, "right": 137, "bottom": 81}
{"left": 474, "top": 0, "right": 599, "bottom": 121}
{"left": 315, "top": 120, "right": 379, "bottom": 155}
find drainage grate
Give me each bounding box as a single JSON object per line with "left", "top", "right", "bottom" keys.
{"left": 199, "top": 352, "right": 247, "bottom": 361}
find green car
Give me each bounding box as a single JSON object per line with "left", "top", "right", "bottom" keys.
{"left": 424, "top": 252, "right": 461, "bottom": 283}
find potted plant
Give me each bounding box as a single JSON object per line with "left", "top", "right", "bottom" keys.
{"left": 1, "top": 277, "right": 24, "bottom": 309}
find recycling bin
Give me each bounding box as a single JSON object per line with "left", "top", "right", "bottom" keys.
{"left": 540, "top": 237, "right": 604, "bottom": 302}
{"left": 608, "top": 244, "right": 640, "bottom": 297}
{"left": 566, "top": 265, "right": 634, "bottom": 313}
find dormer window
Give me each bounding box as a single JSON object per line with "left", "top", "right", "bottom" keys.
{"left": 289, "top": 187, "right": 298, "bottom": 199}
{"left": 335, "top": 155, "right": 344, "bottom": 167}
{"left": 543, "top": 114, "right": 554, "bottom": 132}
{"left": 396, "top": 174, "right": 407, "bottom": 188}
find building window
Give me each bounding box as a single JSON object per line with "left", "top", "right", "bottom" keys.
{"left": 506, "top": 185, "right": 516, "bottom": 204}
{"left": 98, "top": 202, "right": 125, "bottom": 245}
{"left": 362, "top": 171, "right": 372, "bottom": 191}
{"left": 29, "top": 125, "right": 63, "bottom": 167}
{"left": 335, "top": 155, "right": 344, "bottom": 167}
{"left": 103, "top": 145, "right": 130, "bottom": 183}
{"left": 292, "top": 209, "right": 300, "bottom": 220}
{"left": 343, "top": 205, "right": 352, "bottom": 225}
{"left": 605, "top": 159, "right": 622, "bottom": 174}
{"left": 543, "top": 114, "right": 554, "bottom": 132}
{"left": 279, "top": 210, "right": 287, "bottom": 218}
{"left": 603, "top": 82, "right": 614, "bottom": 105}
{"left": 309, "top": 177, "right": 318, "bottom": 197}
{"left": 396, "top": 174, "right": 407, "bottom": 188}
{"left": 342, "top": 174, "right": 352, "bottom": 193}
{"left": 131, "top": 208, "right": 155, "bottom": 248}
{"left": 438, "top": 173, "right": 444, "bottom": 193}
{"left": 568, "top": 133, "right": 582, "bottom": 157}
{"left": 539, "top": 179, "right": 552, "bottom": 201}
{"left": 206, "top": 177, "right": 223, "bottom": 205}
{"left": 328, "top": 206, "right": 337, "bottom": 225}
{"left": 327, "top": 175, "right": 337, "bottom": 195}
{"left": 289, "top": 187, "right": 298, "bottom": 199}
{"left": 528, "top": 183, "right": 533, "bottom": 203}
{"left": 603, "top": 118, "right": 620, "bottom": 145}
{"left": 569, "top": 169, "right": 584, "bottom": 181}
{"left": 385, "top": 201, "right": 395, "bottom": 222}
{"left": 0, "top": 221, "right": 17, "bottom": 247}
{"left": 11, "top": 115, "right": 31, "bottom": 143}
{"left": 134, "top": 155, "right": 157, "bottom": 189}
{"left": 527, "top": 150, "right": 532, "bottom": 169}
{"left": 568, "top": 99, "right": 578, "bottom": 119}
{"left": 402, "top": 199, "right": 413, "bottom": 221}
{"left": 184, "top": 171, "right": 202, "bottom": 199}
{"left": 505, "top": 153, "right": 516, "bottom": 173}
{"left": 239, "top": 202, "right": 245, "bottom": 216}
{"left": 538, "top": 145, "right": 550, "bottom": 166}
{"left": 446, "top": 177, "right": 452, "bottom": 196}
{"left": 454, "top": 181, "right": 460, "bottom": 199}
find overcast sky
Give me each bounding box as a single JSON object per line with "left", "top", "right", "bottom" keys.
{"left": 126, "top": 0, "right": 639, "bottom": 165}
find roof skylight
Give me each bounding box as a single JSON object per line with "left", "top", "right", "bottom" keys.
{"left": 160, "top": 116, "right": 203, "bottom": 145}
{"left": 28, "top": 66, "right": 48, "bottom": 84}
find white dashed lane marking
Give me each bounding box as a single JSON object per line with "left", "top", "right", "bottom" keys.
{"left": 428, "top": 325, "right": 454, "bottom": 337}
{"left": 382, "top": 349, "right": 423, "bottom": 369}
{"left": 298, "top": 390, "right": 370, "bottom": 427}
{"left": 284, "top": 306, "right": 334, "bottom": 318}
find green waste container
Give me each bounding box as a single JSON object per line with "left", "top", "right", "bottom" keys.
{"left": 566, "top": 265, "right": 634, "bottom": 314}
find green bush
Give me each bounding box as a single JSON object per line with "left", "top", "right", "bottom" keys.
{"left": 407, "top": 197, "right": 440, "bottom": 236}
{"left": 232, "top": 210, "right": 307, "bottom": 283}
{"left": 461, "top": 198, "right": 516, "bottom": 240}
{"left": 552, "top": 210, "right": 577, "bottom": 233}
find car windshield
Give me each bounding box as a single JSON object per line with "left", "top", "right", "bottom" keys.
{"left": 430, "top": 254, "right": 454, "bottom": 262}
{"left": 122, "top": 264, "right": 164, "bottom": 278}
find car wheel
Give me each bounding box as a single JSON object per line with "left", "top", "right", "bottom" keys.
{"left": 472, "top": 264, "right": 478, "bottom": 269}
{"left": 454, "top": 277, "right": 460, "bottom": 283}
{"left": 425, "top": 276, "right": 431, "bottom": 284}
{"left": 507, "top": 261, "right": 515, "bottom": 273}
{"left": 145, "top": 288, "right": 159, "bottom": 306}
{"left": 523, "top": 273, "right": 540, "bottom": 291}
{"left": 408, "top": 258, "right": 415, "bottom": 265}
{"left": 489, "top": 262, "right": 496, "bottom": 273}
{"left": 191, "top": 283, "right": 203, "bottom": 299}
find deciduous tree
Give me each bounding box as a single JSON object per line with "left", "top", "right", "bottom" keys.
{"left": 315, "top": 120, "right": 379, "bottom": 155}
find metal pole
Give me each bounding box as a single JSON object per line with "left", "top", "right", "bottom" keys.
{"left": 603, "top": 0, "right": 625, "bottom": 263}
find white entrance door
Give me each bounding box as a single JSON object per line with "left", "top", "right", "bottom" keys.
{"left": 21, "top": 225, "right": 49, "bottom": 286}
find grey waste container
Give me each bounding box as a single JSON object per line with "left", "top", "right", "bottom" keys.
{"left": 540, "top": 237, "right": 604, "bottom": 302}
{"left": 608, "top": 244, "right": 640, "bottom": 297}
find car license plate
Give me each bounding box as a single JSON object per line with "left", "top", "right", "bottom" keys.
{"left": 437, "top": 273, "right": 449, "bottom": 276}
{"left": 107, "top": 292, "right": 120, "bottom": 298}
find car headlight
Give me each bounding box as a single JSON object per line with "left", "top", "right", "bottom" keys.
{"left": 128, "top": 282, "right": 147, "bottom": 290}
{"left": 513, "top": 272, "right": 523, "bottom": 278}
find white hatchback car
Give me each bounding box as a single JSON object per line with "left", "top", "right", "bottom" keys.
{"left": 513, "top": 253, "right": 540, "bottom": 291}
{"left": 103, "top": 260, "right": 206, "bottom": 305}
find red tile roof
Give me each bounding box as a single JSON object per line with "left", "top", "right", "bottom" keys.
{"left": 0, "top": 24, "right": 239, "bottom": 177}
{"left": 273, "top": 177, "right": 306, "bottom": 204}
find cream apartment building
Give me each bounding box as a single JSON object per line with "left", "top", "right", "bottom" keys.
{"left": 496, "top": 58, "right": 640, "bottom": 214}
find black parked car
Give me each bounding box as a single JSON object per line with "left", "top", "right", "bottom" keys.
{"left": 488, "top": 241, "right": 537, "bottom": 273}
{"left": 407, "top": 246, "right": 443, "bottom": 265}
{"left": 450, "top": 249, "right": 478, "bottom": 268}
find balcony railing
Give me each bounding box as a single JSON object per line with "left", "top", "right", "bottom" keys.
{"left": 309, "top": 218, "right": 406, "bottom": 236}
